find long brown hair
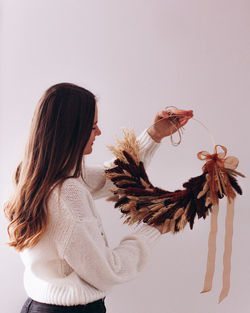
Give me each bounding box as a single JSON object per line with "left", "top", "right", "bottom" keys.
{"left": 4, "top": 82, "right": 96, "bottom": 251}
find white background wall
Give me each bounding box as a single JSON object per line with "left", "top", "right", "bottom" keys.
{"left": 0, "top": 0, "right": 249, "bottom": 312}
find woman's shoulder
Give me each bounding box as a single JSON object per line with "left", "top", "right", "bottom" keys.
{"left": 49, "top": 177, "right": 94, "bottom": 222}
{"left": 60, "top": 176, "right": 89, "bottom": 195}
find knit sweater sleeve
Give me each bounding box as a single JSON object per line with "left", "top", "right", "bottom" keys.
{"left": 84, "top": 129, "right": 160, "bottom": 200}
{"left": 60, "top": 179, "right": 161, "bottom": 292}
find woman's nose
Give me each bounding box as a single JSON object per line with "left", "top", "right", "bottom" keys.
{"left": 96, "top": 125, "right": 101, "bottom": 136}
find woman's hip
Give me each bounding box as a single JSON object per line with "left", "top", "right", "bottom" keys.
{"left": 20, "top": 297, "right": 106, "bottom": 313}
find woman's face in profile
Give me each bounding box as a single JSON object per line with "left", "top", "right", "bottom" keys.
{"left": 83, "top": 104, "right": 101, "bottom": 155}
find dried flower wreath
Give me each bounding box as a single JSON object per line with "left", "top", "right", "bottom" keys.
{"left": 105, "top": 109, "right": 244, "bottom": 303}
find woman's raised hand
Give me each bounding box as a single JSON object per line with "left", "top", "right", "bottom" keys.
{"left": 147, "top": 108, "right": 193, "bottom": 143}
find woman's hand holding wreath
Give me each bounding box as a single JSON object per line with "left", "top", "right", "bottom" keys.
{"left": 147, "top": 108, "right": 193, "bottom": 143}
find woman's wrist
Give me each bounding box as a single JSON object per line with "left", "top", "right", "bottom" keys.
{"left": 147, "top": 128, "right": 162, "bottom": 143}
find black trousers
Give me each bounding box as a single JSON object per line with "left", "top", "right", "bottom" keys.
{"left": 20, "top": 298, "right": 106, "bottom": 313}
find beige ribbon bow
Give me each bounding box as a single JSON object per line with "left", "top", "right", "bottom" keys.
{"left": 197, "top": 145, "right": 239, "bottom": 170}
{"left": 197, "top": 145, "right": 239, "bottom": 303}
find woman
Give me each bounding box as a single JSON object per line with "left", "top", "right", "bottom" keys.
{"left": 4, "top": 83, "right": 193, "bottom": 313}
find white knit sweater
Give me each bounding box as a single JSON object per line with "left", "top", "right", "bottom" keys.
{"left": 20, "top": 129, "right": 162, "bottom": 306}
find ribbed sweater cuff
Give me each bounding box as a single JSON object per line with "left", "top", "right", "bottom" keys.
{"left": 134, "top": 224, "right": 161, "bottom": 248}
{"left": 137, "top": 129, "right": 161, "bottom": 162}
{"left": 137, "top": 129, "right": 160, "bottom": 149}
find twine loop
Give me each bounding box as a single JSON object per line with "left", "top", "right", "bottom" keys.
{"left": 164, "top": 106, "right": 184, "bottom": 146}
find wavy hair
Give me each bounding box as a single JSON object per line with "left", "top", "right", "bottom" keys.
{"left": 4, "top": 82, "right": 96, "bottom": 251}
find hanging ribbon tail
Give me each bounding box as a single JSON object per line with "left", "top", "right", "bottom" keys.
{"left": 218, "top": 199, "right": 235, "bottom": 303}
{"left": 201, "top": 204, "right": 219, "bottom": 293}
